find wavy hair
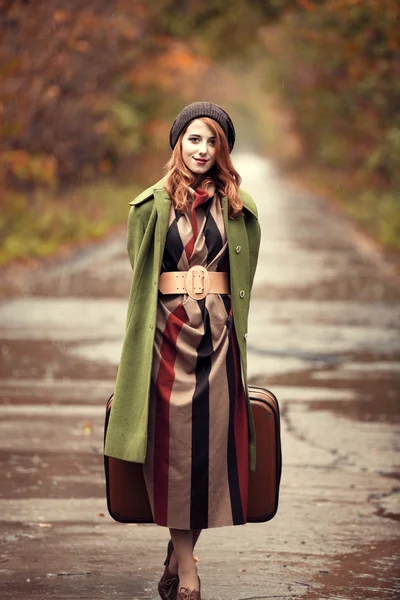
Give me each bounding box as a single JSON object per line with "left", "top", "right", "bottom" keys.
{"left": 165, "top": 117, "right": 242, "bottom": 218}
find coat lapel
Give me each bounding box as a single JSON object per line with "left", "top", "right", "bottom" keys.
{"left": 222, "top": 196, "right": 251, "bottom": 289}
{"left": 154, "top": 188, "right": 172, "bottom": 275}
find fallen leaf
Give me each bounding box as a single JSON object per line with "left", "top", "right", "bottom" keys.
{"left": 83, "top": 421, "right": 92, "bottom": 435}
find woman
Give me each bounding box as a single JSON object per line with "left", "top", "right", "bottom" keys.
{"left": 104, "top": 102, "right": 261, "bottom": 600}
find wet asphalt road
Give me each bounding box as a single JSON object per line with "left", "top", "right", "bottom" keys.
{"left": 0, "top": 153, "right": 399, "bottom": 600}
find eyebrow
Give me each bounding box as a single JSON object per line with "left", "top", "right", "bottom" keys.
{"left": 188, "top": 134, "right": 216, "bottom": 140}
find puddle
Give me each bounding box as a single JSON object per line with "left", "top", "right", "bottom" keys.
{"left": 306, "top": 539, "right": 400, "bottom": 599}
{"left": 307, "top": 391, "right": 400, "bottom": 424}
{"left": 0, "top": 339, "right": 117, "bottom": 381}
{"left": 0, "top": 378, "right": 112, "bottom": 406}
{"left": 0, "top": 450, "right": 104, "bottom": 500}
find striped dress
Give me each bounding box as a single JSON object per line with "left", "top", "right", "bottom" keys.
{"left": 142, "top": 186, "right": 248, "bottom": 530}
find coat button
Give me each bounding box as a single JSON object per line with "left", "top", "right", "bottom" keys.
{"left": 244, "top": 333, "right": 248, "bottom": 341}
{"left": 239, "top": 290, "right": 245, "bottom": 298}
{"left": 235, "top": 245, "right": 241, "bottom": 254}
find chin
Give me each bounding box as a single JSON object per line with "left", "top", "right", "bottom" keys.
{"left": 188, "top": 166, "right": 209, "bottom": 175}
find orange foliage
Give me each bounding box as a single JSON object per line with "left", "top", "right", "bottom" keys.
{"left": 131, "top": 41, "right": 209, "bottom": 98}
{"left": 0, "top": 0, "right": 210, "bottom": 187}
{"left": 0, "top": 151, "right": 58, "bottom": 187}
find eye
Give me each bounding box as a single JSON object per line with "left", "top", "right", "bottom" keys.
{"left": 188, "top": 136, "right": 200, "bottom": 143}
{"left": 208, "top": 138, "right": 216, "bottom": 146}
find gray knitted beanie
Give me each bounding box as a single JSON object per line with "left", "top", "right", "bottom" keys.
{"left": 169, "top": 102, "right": 235, "bottom": 153}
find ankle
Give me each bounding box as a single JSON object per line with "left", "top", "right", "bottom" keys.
{"left": 178, "top": 558, "right": 197, "bottom": 577}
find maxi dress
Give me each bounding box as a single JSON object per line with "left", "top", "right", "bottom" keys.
{"left": 142, "top": 187, "right": 249, "bottom": 530}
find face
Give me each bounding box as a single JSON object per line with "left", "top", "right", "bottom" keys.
{"left": 181, "top": 119, "right": 216, "bottom": 178}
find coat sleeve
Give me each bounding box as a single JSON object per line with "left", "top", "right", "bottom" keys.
{"left": 126, "top": 205, "right": 145, "bottom": 272}
{"left": 125, "top": 206, "right": 145, "bottom": 330}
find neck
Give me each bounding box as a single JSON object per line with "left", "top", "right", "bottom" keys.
{"left": 192, "top": 174, "right": 206, "bottom": 188}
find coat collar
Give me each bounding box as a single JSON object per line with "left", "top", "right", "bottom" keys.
{"left": 129, "top": 177, "right": 166, "bottom": 207}
{"left": 129, "top": 177, "right": 258, "bottom": 219}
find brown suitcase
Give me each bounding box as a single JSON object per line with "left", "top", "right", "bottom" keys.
{"left": 104, "top": 385, "right": 281, "bottom": 523}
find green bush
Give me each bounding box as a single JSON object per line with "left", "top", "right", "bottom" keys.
{"left": 260, "top": 0, "right": 400, "bottom": 249}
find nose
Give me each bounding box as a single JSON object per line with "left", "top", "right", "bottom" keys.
{"left": 198, "top": 141, "right": 207, "bottom": 155}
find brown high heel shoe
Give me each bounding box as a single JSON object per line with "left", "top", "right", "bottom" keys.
{"left": 158, "top": 539, "right": 179, "bottom": 600}
{"left": 177, "top": 576, "right": 201, "bottom": 600}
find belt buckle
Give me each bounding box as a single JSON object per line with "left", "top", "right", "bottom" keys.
{"left": 185, "top": 265, "right": 210, "bottom": 300}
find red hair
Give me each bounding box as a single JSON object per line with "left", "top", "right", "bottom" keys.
{"left": 165, "top": 117, "right": 242, "bottom": 218}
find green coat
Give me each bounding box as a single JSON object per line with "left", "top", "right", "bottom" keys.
{"left": 104, "top": 178, "right": 261, "bottom": 471}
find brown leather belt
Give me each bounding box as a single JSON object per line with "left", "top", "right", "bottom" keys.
{"left": 159, "top": 265, "right": 230, "bottom": 300}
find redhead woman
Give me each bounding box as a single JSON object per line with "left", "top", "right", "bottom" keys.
{"left": 104, "top": 102, "right": 261, "bottom": 600}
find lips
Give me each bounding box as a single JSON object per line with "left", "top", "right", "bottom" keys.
{"left": 194, "top": 158, "right": 208, "bottom": 165}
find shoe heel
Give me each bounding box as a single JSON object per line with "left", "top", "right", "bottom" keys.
{"left": 163, "top": 539, "right": 174, "bottom": 566}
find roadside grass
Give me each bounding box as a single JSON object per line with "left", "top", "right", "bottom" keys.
{"left": 343, "top": 189, "right": 400, "bottom": 252}
{"left": 288, "top": 164, "right": 400, "bottom": 255}
{"left": 0, "top": 180, "right": 140, "bottom": 267}
{"left": 235, "top": 69, "right": 400, "bottom": 254}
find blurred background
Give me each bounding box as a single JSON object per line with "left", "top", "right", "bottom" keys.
{"left": 1, "top": 0, "right": 399, "bottom": 268}
{"left": 1, "top": 4, "right": 399, "bottom": 598}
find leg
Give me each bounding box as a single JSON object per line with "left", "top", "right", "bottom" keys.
{"left": 169, "top": 528, "right": 202, "bottom": 572}
{"left": 169, "top": 528, "right": 200, "bottom": 591}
